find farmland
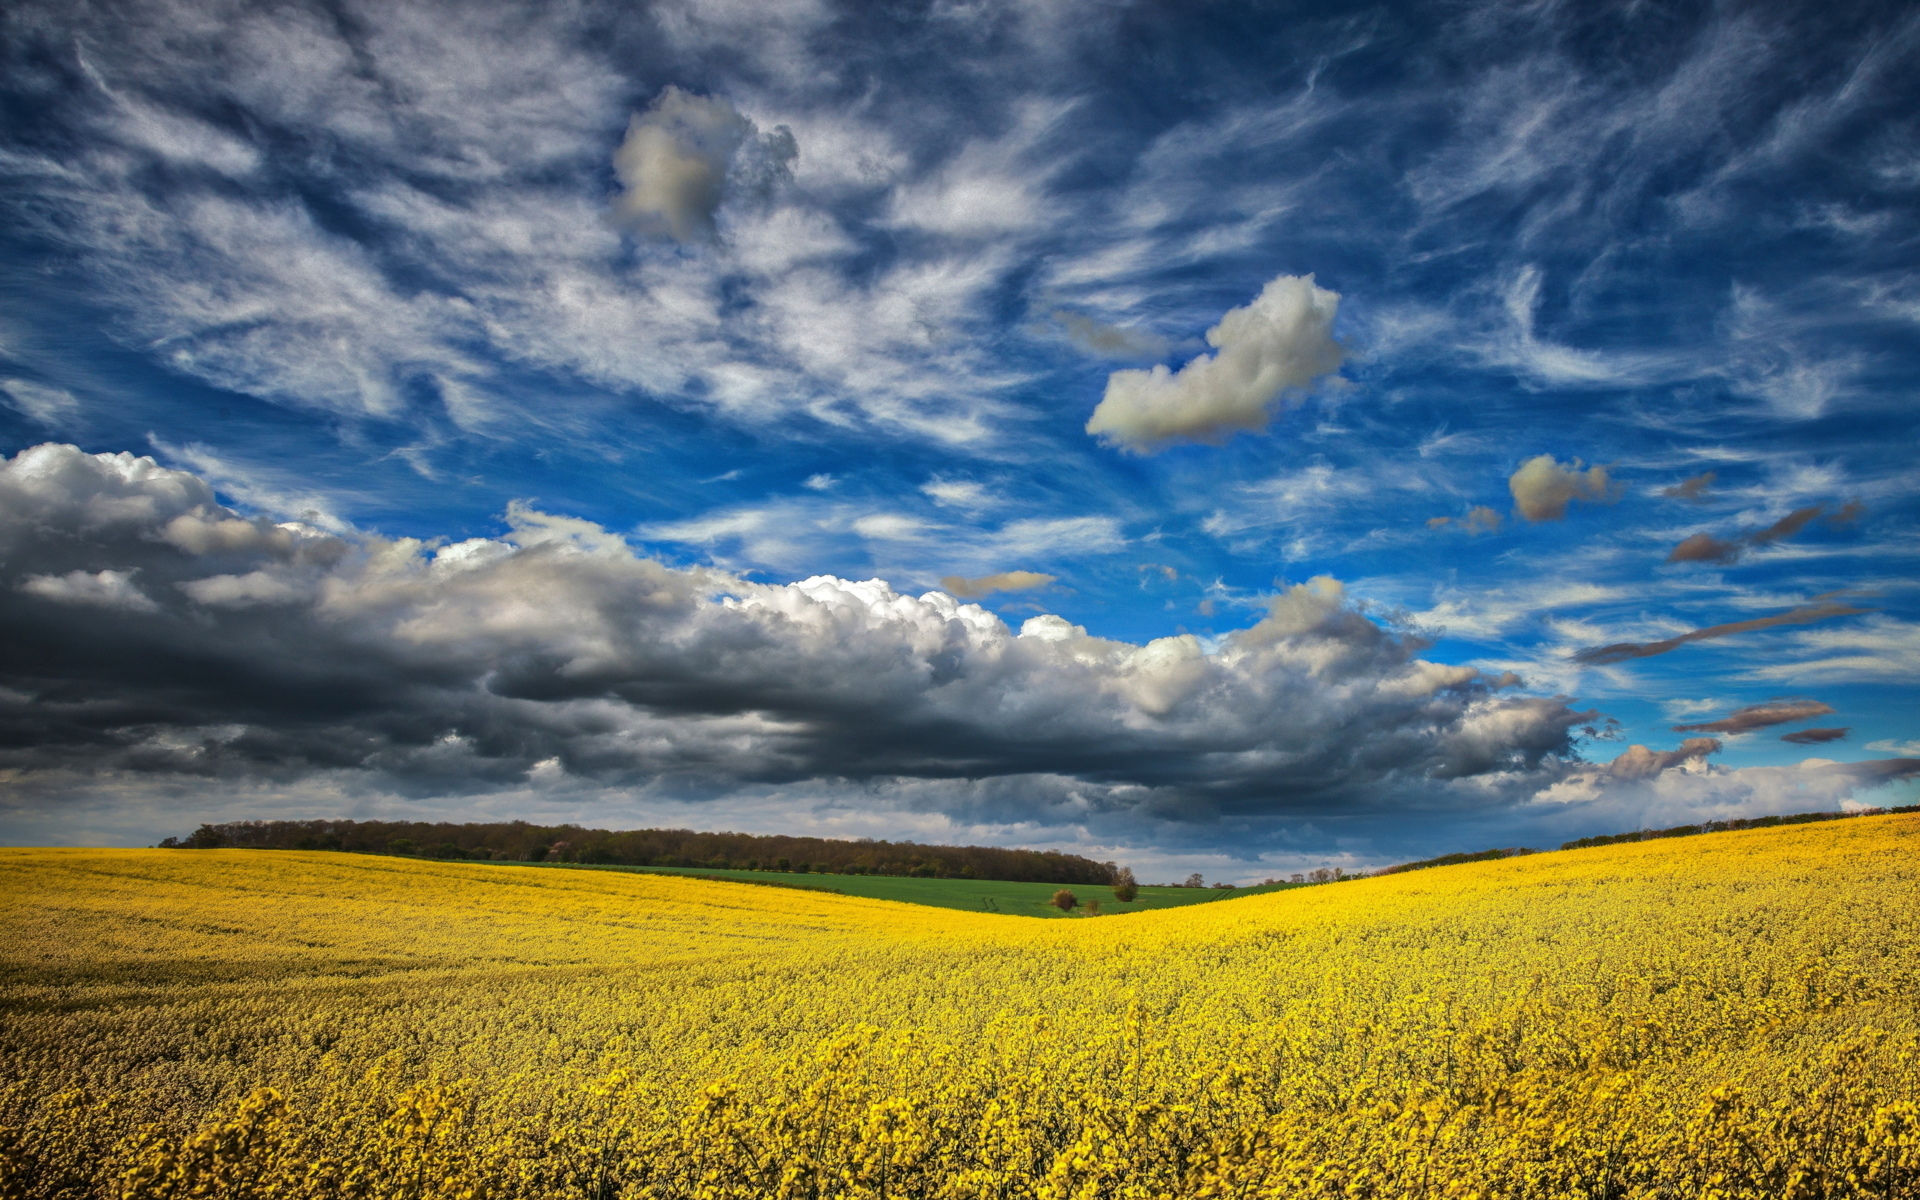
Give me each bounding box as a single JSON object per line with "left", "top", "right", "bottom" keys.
{"left": 4, "top": 816, "right": 1919, "bottom": 1198}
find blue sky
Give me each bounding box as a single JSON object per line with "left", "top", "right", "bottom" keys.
{"left": 1, "top": 0, "right": 1915, "bottom": 878}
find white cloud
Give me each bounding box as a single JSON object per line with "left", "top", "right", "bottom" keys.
{"left": 921, "top": 479, "right": 992, "bottom": 510}
{"left": 851, "top": 513, "right": 930, "bottom": 540}
{"left": 20, "top": 569, "right": 158, "bottom": 612}
{"left": 1866, "top": 739, "right": 1920, "bottom": 757}
{"left": 883, "top": 99, "right": 1071, "bottom": 237}
{"left": 179, "top": 570, "right": 301, "bottom": 607}
{"left": 1086, "top": 274, "right": 1343, "bottom": 453}
{"left": 1532, "top": 754, "right": 1920, "bottom": 829}
{"left": 985, "top": 516, "right": 1126, "bottom": 559}
{"left": 0, "top": 379, "right": 81, "bottom": 425}
{"left": 1743, "top": 617, "right": 1920, "bottom": 682}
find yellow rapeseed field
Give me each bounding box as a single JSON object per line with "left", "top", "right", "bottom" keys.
{"left": 3, "top": 816, "right": 1918, "bottom": 1199}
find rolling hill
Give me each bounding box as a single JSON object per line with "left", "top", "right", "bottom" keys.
{"left": 4, "top": 815, "right": 1917, "bottom": 1197}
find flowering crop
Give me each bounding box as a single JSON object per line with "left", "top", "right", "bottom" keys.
{"left": 3, "top": 816, "right": 1918, "bottom": 1198}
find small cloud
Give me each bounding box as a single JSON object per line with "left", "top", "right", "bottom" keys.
{"left": 941, "top": 570, "right": 1056, "bottom": 599}
{"left": 922, "top": 479, "right": 990, "bottom": 510}
{"left": 1781, "top": 727, "right": 1848, "bottom": 745}
{"left": 1666, "top": 502, "right": 1860, "bottom": 566}
{"left": 1604, "top": 737, "right": 1720, "bottom": 780}
{"left": 1659, "top": 471, "right": 1716, "bottom": 502}
{"left": 1674, "top": 699, "right": 1834, "bottom": 734}
{"left": 1508, "top": 455, "right": 1614, "bottom": 522}
{"left": 20, "top": 568, "right": 159, "bottom": 612}
{"left": 1427, "top": 506, "right": 1502, "bottom": 534}
{"left": 1748, "top": 505, "right": 1825, "bottom": 546}
{"left": 1085, "top": 274, "right": 1343, "bottom": 453}
{"left": 1574, "top": 598, "right": 1869, "bottom": 665}
{"left": 802, "top": 473, "right": 837, "bottom": 491}
{"left": 1666, "top": 533, "right": 1743, "bottom": 564}
{"left": 1051, "top": 310, "right": 1170, "bottom": 360}
{"left": 852, "top": 514, "right": 928, "bottom": 540}
{"left": 610, "top": 87, "right": 794, "bottom": 242}
{"left": 1865, "top": 738, "right": 1920, "bottom": 756}
{"left": 179, "top": 571, "right": 300, "bottom": 607}
{"left": 1, "top": 378, "right": 80, "bottom": 425}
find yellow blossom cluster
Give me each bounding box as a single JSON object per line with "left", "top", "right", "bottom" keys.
{"left": 2, "top": 815, "right": 1918, "bottom": 1198}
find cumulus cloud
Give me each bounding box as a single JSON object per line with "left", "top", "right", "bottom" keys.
{"left": 610, "top": 87, "right": 793, "bottom": 242}
{"left": 1085, "top": 274, "right": 1343, "bottom": 453}
{"left": 1660, "top": 471, "right": 1716, "bottom": 502}
{"left": 1573, "top": 598, "right": 1869, "bottom": 665}
{"left": 1507, "top": 455, "right": 1614, "bottom": 522}
{"left": 1673, "top": 699, "right": 1834, "bottom": 734}
{"left": 940, "top": 571, "right": 1055, "bottom": 599}
{"left": 1781, "top": 727, "right": 1848, "bottom": 744}
{"left": 1604, "top": 737, "right": 1721, "bottom": 781}
{"left": 0, "top": 443, "right": 1597, "bottom": 835}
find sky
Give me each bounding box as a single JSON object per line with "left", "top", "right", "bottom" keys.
{"left": 1, "top": 0, "right": 1916, "bottom": 880}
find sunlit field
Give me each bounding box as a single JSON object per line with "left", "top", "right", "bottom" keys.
{"left": 4, "top": 817, "right": 1918, "bottom": 1198}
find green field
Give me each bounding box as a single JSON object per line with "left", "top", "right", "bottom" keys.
{"left": 512, "top": 861, "right": 1306, "bottom": 916}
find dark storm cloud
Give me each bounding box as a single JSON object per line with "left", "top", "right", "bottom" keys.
{"left": 1674, "top": 699, "right": 1835, "bottom": 734}
{"left": 1665, "top": 503, "right": 1863, "bottom": 565}
{"left": 1660, "top": 472, "right": 1716, "bottom": 502}
{"left": 1573, "top": 599, "right": 1869, "bottom": 665}
{"left": 1781, "top": 727, "right": 1848, "bottom": 745}
{"left": 0, "top": 444, "right": 1594, "bottom": 823}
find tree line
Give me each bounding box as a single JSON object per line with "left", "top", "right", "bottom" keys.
{"left": 1377, "top": 802, "right": 1920, "bottom": 877}
{"left": 160, "top": 819, "right": 1120, "bottom": 885}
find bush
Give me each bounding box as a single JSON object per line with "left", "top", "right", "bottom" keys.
{"left": 388, "top": 839, "right": 417, "bottom": 856}
{"left": 1113, "top": 881, "right": 1138, "bottom": 903}
{"left": 1051, "top": 889, "right": 1078, "bottom": 912}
